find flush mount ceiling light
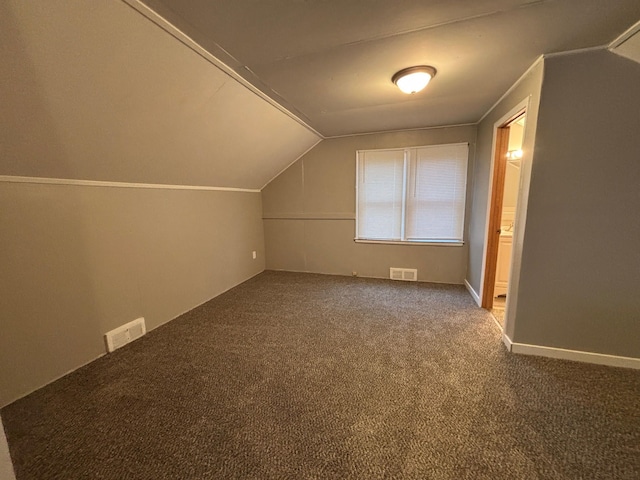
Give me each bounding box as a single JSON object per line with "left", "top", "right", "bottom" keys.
{"left": 392, "top": 66, "right": 437, "bottom": 94}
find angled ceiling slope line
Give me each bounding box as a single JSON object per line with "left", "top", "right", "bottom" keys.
{"left": 609, "top": 20, "right": 640, "bottom": 64}
{"left": 138, "top": 0, "right": 640, "bottom": 137}
{"left": 122, "top": 0, "right": 322, "bottom": 139}
{"left": 0, "top": 0, "right": 320, "bottom": 190}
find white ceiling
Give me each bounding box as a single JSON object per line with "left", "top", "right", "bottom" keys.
{"left": 139, "top": 0, "right": 640, "bottom": 137}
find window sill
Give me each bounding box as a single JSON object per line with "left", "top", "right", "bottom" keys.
{"left": 354, "top": 239, "right": 464, "bottom": 247}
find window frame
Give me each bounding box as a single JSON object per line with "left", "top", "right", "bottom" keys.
{"left": 355, "top": 143, "right": 468, "bottom": 246}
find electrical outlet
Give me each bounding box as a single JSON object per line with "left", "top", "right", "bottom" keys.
{"left": 252, "top": 251, "right": 257, "bottom": 259}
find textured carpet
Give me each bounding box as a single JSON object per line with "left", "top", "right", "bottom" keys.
{"left": 491, "top": 297, "right": 506, "bottom": 329}
{"left": 3, "top": 271, "right": 640, "bottom": 479}
{"left": 491, "top": 309, "right": 505, "bottom": 329}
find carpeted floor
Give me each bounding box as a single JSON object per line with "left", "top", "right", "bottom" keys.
{"left": 3, "top": 271, "right": 640, "bottom": 479}
{"left": 491, "top": 297, "right": 506, "bottom": 329}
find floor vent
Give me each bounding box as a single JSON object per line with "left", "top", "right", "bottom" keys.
{"left": 105, "top": 318, "right": 146, "bottom": 353}
{"left": 390, "top": 268, "right": 418, "bottom": 282}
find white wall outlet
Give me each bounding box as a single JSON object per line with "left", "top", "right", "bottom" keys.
{"left": 104, "top": 317, "right": 146, "bottom": 353}
{"left": 252, "top": 250, "right": 257, "bottom": 259}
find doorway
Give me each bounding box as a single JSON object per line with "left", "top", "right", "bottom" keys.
{"left": 481, "top": 107, "right": 527, "bottom": 329}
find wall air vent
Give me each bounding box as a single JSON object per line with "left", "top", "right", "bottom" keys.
{"left": 390, "top": 268, "right": 418, "bottom": 282}
{"left": 105, "top": 317, "right": 146, "bottom": 353}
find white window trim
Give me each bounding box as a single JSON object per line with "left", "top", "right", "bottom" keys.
{"left": 355, "top": 142, "right": 468, "bottom": 245}
{"left": 354, "top": 239, "right": 464, "bottom": 246}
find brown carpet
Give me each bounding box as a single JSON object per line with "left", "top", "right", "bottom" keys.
{"left": 491, "top": 297, "right": 506, "bottom": 329}
{"left": 3, "top": 271, "right": 640, "bottom": 479}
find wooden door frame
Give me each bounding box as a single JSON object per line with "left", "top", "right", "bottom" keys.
{"left": 481, "top": 126, "right": 510, "bottom": 308}
{"left": 479, "top": 100, "right": 529, "bottom": 310}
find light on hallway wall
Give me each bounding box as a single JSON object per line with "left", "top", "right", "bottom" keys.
{"left": 506, "top": 149, "right": 523, "bottom": 160}
{"left": 392, "top": 66, "right": 437, "bottom": 94}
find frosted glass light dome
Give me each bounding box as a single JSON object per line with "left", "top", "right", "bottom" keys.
{"left": 392, "top": 66, "right": 437, "bottom": 94}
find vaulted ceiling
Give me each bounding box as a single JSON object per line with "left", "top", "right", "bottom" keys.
{"left": 3, "top": 1, "right": 639, "bottom": 189}
{"left": 138, "top": 0, "right": 640, "bottom": 137}
{"left": 611, "top": 24, "right": 640, "bottom": 65}
{"left": 1, "top": 0, "right": 320, "bottom": 189}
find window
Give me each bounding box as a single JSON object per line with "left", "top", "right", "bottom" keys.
{"left": 356, "top": 143, "right": 468, "bottom": 244}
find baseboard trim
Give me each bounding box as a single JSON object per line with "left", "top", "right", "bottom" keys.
{"left": 464, "top": 279, "right": 481, "bottom": 306}
{"left": 265, "top": 268, "right": 464, "bottom": 285}
{"left": 489, "top": 312, "right": 503, "bottom": 332}
{"left": 0, "top": 352, "right": 106, "bottom": 409}
{"left": 1, "top": 269, "right": 266, "bottom": 409}
{"left": 502, "top": 333, "right": 513, "bottom": 351}
{"left": 152, "top": 269, "right": 266, "bottom": 332}
{"left": 503, "top": 335, "right": 640, "bottom": 370}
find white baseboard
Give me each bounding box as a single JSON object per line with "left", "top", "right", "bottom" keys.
{"left": 464, "top": 279, "right": 481, "bottom": 306}
{"left": 502, "top": 334, "right": 513, "bottom": 351}
{"left": 266, "top": 268, "right": 464, "bottom": 285}
{"left": 1, "top": 269, "right": 266, "bottom": 409}
{"left": 502, "top": 335, "right": 640, "bottom": 370}
{"left": 0, "top": 352, "right": 106, "bottom": 409}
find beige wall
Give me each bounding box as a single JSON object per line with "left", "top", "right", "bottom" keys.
{"left": 263, "top": 126, "right": 477, "bottom": 283}
{"left": 513, "top": 50, "right": 640, "bottom": 358}
{"left": 0, "top": 0, "right": 302, "bottom": 408}
{"left": 0, "top": 183, "right": 264, "bottom": 407}
{"left": 469, "top": 49, "right": 640, "bottom": 359}
{"left": 466, "top": 61, "right": 543, "bottom": 338}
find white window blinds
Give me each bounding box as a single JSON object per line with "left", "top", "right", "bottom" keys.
{"left": 356, "top": 143, "right": 468, "bottom": 243}
{"left": 405, "top": 144, "right": 468, "bottom": 241}
{"left": 356, "top": 149, "right": 405, "bottom": 240}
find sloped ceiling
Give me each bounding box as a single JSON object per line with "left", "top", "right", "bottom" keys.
{"left": 610, "top": 22, "right": 640, "bottom": 65}
{"left": 140, "top": 0, "right": 640, "bottom": 137}
{"left": 0, "top": 0, "right": 320, "bottom": 189}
